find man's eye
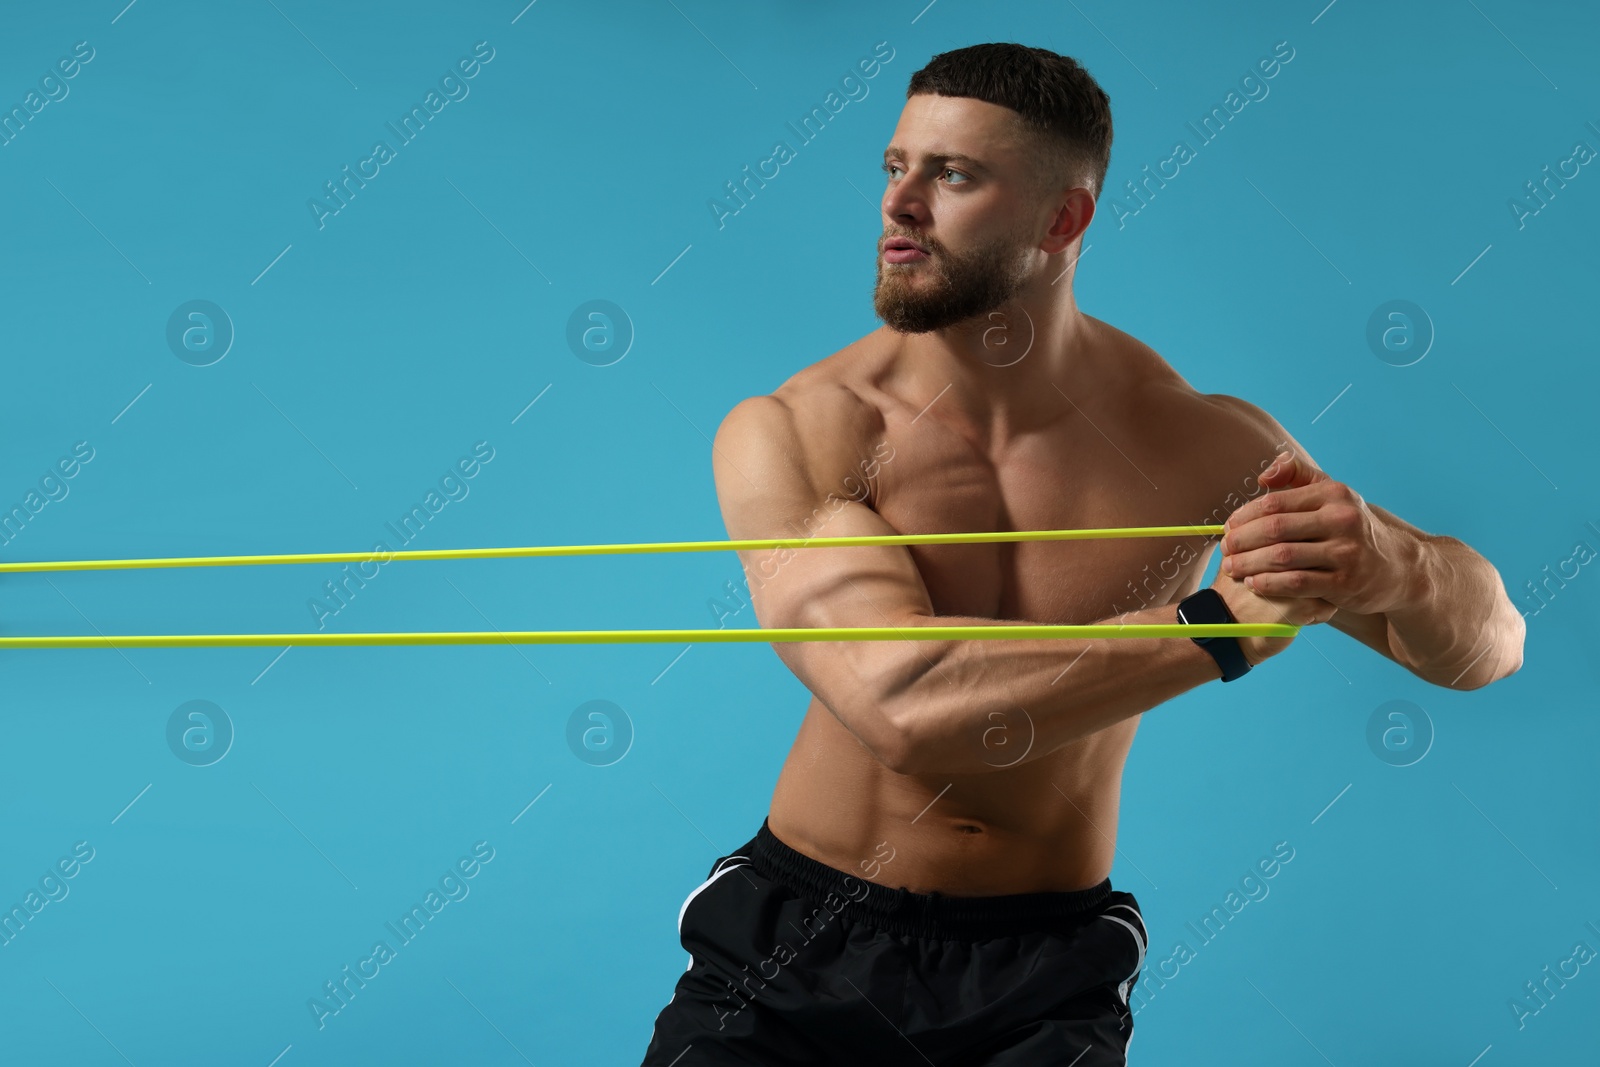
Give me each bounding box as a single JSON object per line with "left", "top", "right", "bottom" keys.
{"left": 881, "top": 162, "right": 969, "bottom": 185}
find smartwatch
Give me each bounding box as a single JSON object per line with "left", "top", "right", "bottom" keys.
{"left": 1176, "top": 588, "right": 1252, "bottom": 682}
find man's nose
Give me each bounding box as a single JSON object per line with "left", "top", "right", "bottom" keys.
{"left": 882, "top": 176, "right": 930, "bottom": 225}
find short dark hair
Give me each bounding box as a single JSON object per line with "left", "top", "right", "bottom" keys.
{"left": 905, "top": 42, "right": 1113, "bottom": 199}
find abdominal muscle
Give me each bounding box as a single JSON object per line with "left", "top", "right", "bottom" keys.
{"left": 766, "top": 692, "right": 1138, "bottom": 896}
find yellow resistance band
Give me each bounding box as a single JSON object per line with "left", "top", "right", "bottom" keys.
{"left": 0, "top": 524, "right": 1228, "bottom": 574}
{"left": 0, "top": 524, "right": 1289, "bottom": 648}
{"left": 0, "top": 623, "right": 1293, "bottom": 651}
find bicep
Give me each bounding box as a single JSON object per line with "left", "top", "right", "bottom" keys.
{"left": 712, "top": 396, "right": 933, "bottom": 759}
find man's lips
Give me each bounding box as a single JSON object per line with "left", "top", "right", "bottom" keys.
{"left": 883, "top": 236, "right": 930, "bottom": 263}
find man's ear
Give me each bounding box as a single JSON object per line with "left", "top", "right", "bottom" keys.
{"left": 1041, "top": 186, "right": 1094, "bottom": 256}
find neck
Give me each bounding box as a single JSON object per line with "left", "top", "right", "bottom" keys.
{"left": 891, "top": 278, "right": 1096, "bottom": 443}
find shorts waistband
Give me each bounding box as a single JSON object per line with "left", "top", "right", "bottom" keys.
{"left": 747, "top": 817, "right": 1114, "bottom": 941}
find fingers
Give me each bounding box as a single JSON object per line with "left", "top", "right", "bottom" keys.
{"left": 1228, "top": 542, "right": 1338, "bottom": 583}
{"left": 1224, "top": 482, "right": 1333, "bottom": 534}
{"left": 1240, "top": 567, "right": 1348, "bottom": 601}
{"left": 1222, "top": 508, "right": 1337, "bottom": 556}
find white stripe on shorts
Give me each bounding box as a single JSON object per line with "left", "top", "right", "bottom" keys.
{"left": 1104, "top": 903, "right": 1147, "bottom": 951}
{"left": 1101, "top": 909, "right": 1147, "bottom": 1009}
{"left": 1100, "top": 914, "right": 1147, "bottom": 976}
{"left": 678, "top": 855, "right": 752, "bottom": 938}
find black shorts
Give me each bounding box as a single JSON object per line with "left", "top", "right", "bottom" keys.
{"left": 641, "top": 817, "right": 1146, "bottom": 1066}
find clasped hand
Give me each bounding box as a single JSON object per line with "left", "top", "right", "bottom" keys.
{"left": 1221, "top": 450, "right": 1405, "bottom": 616}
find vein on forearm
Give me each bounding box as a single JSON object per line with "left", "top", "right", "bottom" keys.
{"left": 1383, "top": 532, "right": 1520, "bottom": 688}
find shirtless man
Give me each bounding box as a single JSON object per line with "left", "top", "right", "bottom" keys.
{"left": 641, "top": 42, "right": 1524, "bottom": 1066}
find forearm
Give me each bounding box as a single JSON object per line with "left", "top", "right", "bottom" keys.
{"left": 1384, "top": 533, "right": 1526, "bottom": 690}
{"left": 885, "top": 602, "right": 1227, "bottom": 777}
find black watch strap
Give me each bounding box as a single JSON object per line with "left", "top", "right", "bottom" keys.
{"left": 1176, "top": 588, "right": 1253, "bottom": 682}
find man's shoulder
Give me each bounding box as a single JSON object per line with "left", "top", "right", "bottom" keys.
{"left": 1198, "top": 392, "right": 1299, "bottom": 460}
{"left": 1138, "top": 385, "right": 1299, "bottom": 470}
{"left": 723, "top": 337, "right": 889, "bottom": 442}
{"left": 1088, "top": 316, "right": 1300, "bottom": 467}
{"left": 778, "top": 329, "right": 892, "bottom": 403}
{"left": 713, "top": 339, "right": 890, "bottom": 490}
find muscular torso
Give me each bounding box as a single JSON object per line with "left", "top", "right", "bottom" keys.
{"left": 765, "top": 315, "right": 1272, "bottom": 896}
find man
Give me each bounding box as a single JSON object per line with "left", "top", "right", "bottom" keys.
{"left": 641, "top": 42, "right": 1524, "bottom": 1065}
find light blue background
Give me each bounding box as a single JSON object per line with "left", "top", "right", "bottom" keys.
{"left": 1, "top": 1, "right": 1596, "bottom": 1063}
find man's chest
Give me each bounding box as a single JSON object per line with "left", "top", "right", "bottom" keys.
{"left": 869, "top": 414, "right": 1255, "bottom": 623}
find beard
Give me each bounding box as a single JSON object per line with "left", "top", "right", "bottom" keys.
{"left": 873, "top": 228, "right": 1034, "bottom": 334}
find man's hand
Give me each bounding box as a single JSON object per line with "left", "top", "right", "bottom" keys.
{"left": 1221, "top": 450, "right": 1415, "bottom": 616}
{"left": 1209, "top": 547, "right": 1338, "bottom": 666}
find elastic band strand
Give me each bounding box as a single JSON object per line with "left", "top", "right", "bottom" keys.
{"left": 0, "top": 622, "right": 1293, "bottom": 650}
{"left": 0, "top": 524, "right": 1228, "bottom": 574}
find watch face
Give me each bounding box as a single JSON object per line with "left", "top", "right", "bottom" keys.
{"left": 1180, "top": 589, "right": 1231, "bottom": 626}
